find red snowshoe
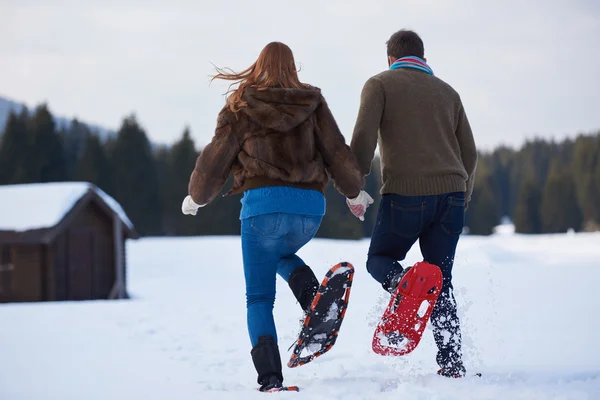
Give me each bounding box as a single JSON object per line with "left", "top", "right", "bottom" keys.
{"left": 372, "top": 261, "right": 443, "bottom": 356}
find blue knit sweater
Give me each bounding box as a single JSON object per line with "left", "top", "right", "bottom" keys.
{"left": 240, "top": 186, "right": 326, "bottom": 220}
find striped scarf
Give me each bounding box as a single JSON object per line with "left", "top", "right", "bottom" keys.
{"left": 389, "top": 56, "right": 434, "bottom": 75}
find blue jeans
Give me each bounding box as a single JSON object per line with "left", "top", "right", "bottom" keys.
{"left": 241, "top": 213, "right": 322, "bottom": 347}
{"left": 367, "top": 192, "right": 466, "bottom": 369}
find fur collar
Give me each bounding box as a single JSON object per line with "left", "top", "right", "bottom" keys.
{"left": 241, "top": 86, "right": 322, "bottom": 131}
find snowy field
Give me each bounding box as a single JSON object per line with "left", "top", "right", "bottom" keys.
{"left": 1, "top": 231, "right": 600, "bottom": 399}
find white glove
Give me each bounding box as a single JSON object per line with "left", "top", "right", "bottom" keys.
{"left": 181, "top": 195, "right": 205, "bottom": 216}
{"left": 346, "top": 190, "right": 374, "bottom": 221}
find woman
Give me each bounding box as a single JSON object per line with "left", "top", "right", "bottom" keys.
{"left": 181, "top": 42, "right": 373, "bottom": 391}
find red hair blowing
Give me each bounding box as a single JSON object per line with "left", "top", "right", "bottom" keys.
{"left": 212, "top": 42, "right": 305, "bottom": 112}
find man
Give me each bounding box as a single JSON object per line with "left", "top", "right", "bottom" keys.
{"left": 346, "top": 29, "right": 477, "bottom": 377}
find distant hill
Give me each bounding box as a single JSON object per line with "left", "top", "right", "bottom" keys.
{"left": 0, "top": 95, "right": 115, "bottom": 140}
{"left": 0, "top": 96, "right": 26, "bottom": 130}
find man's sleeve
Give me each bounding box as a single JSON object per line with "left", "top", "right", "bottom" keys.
{"left": 350, "top": 77, "right": 385, "bottom": 176}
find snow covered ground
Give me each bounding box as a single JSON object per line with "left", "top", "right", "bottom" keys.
{"left": 1, "top": 231, "right": 600, "bottom": 399}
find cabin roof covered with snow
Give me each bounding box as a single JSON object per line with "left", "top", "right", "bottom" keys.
{"left": 0, "top": 182, "right": 137, "bottom": 243}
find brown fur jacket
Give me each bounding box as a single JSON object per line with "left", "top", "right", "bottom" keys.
{"left": 188, "top": 86, "right": 364, "bottom": 205}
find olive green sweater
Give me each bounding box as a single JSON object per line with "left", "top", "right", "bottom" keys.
{"left": 350, "top": 68, "right": 478, "bottom": 203}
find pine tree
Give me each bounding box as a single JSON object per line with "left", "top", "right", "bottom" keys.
{"left": 465, "top": 170, "right": 501, "bottom": 235}
{"left": 540, "top": 162, "right": 583, "bottom": 233}
{"left": 0, "top": 109, "right": 30, "bottom": 184}
{"left": 76, "top": 132, "right": 113, "bottom": 193}
{"left": 514, "top": 178, "right": 542, "bottom": 233}
{"left": 465, "top": 177, "right": 501, "bottom": 235}
{"left": 27, "top": 104, "right": 66, "bottom": 182}
{"left": 162, "top": 128, "right": 199, "bottom": 235}
{"left": 509, "top": 139, "right": 560, "bottom": 215}
{"left": 571, "top": 135, "right": 598, "bottom": 225}
{"left": 594, "top": 138, "right": 600, "bottom": 225}
{"left": 490, "top": 147, "right": 514, "bottom": 217}
{"left": 154, "top": 144, "right": 171, "bottom": 234}
{"left": 62, "top": 119, "right": 91, "bottom": 180}
{"left": 110, "top": 114, "right": 162, "bottom": 236}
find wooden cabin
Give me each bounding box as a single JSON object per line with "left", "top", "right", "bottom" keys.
{"left": 0, "top": 182, "right": 138, "bottom": 303}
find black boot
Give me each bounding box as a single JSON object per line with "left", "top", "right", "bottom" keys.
{"left": 288, "top": 265, "right": 319, "bottom": 312}
{"left": 383, "top": 264, "right": 410, "bottom": 294}
{"left": 437, "top": 361, "right": 467, "bottom": 378}
{"left": 251, "top": 335, "right": 284, "bottom": 391}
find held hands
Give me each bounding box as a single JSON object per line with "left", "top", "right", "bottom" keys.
{"left": 346, "top": 190, "right": 374, "bottom": 221}
{"left": 181, "top": 195, "right": 205, "bottom": 216}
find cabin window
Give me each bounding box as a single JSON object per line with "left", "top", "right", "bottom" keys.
{"left": 0, "top": 245, "right": 14, "bottom": 294}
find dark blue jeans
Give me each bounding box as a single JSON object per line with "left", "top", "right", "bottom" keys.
{"left": 367, "top": 192, "right": 466, "bottom": 369}
{"left": 241, "top": 213, "right": 322, "bottom": 347}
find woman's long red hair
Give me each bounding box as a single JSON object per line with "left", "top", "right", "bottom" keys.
{"left": 212, "top": 42, "right": 305, "bottom": 112}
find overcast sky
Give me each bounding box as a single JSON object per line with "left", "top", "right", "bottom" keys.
{"left": 1, "top": 0, "right": 599, "bottom": 150}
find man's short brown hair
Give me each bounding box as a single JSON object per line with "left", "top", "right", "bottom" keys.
{"left": 386, "top": 30, "right": 425, "bottom": 60}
